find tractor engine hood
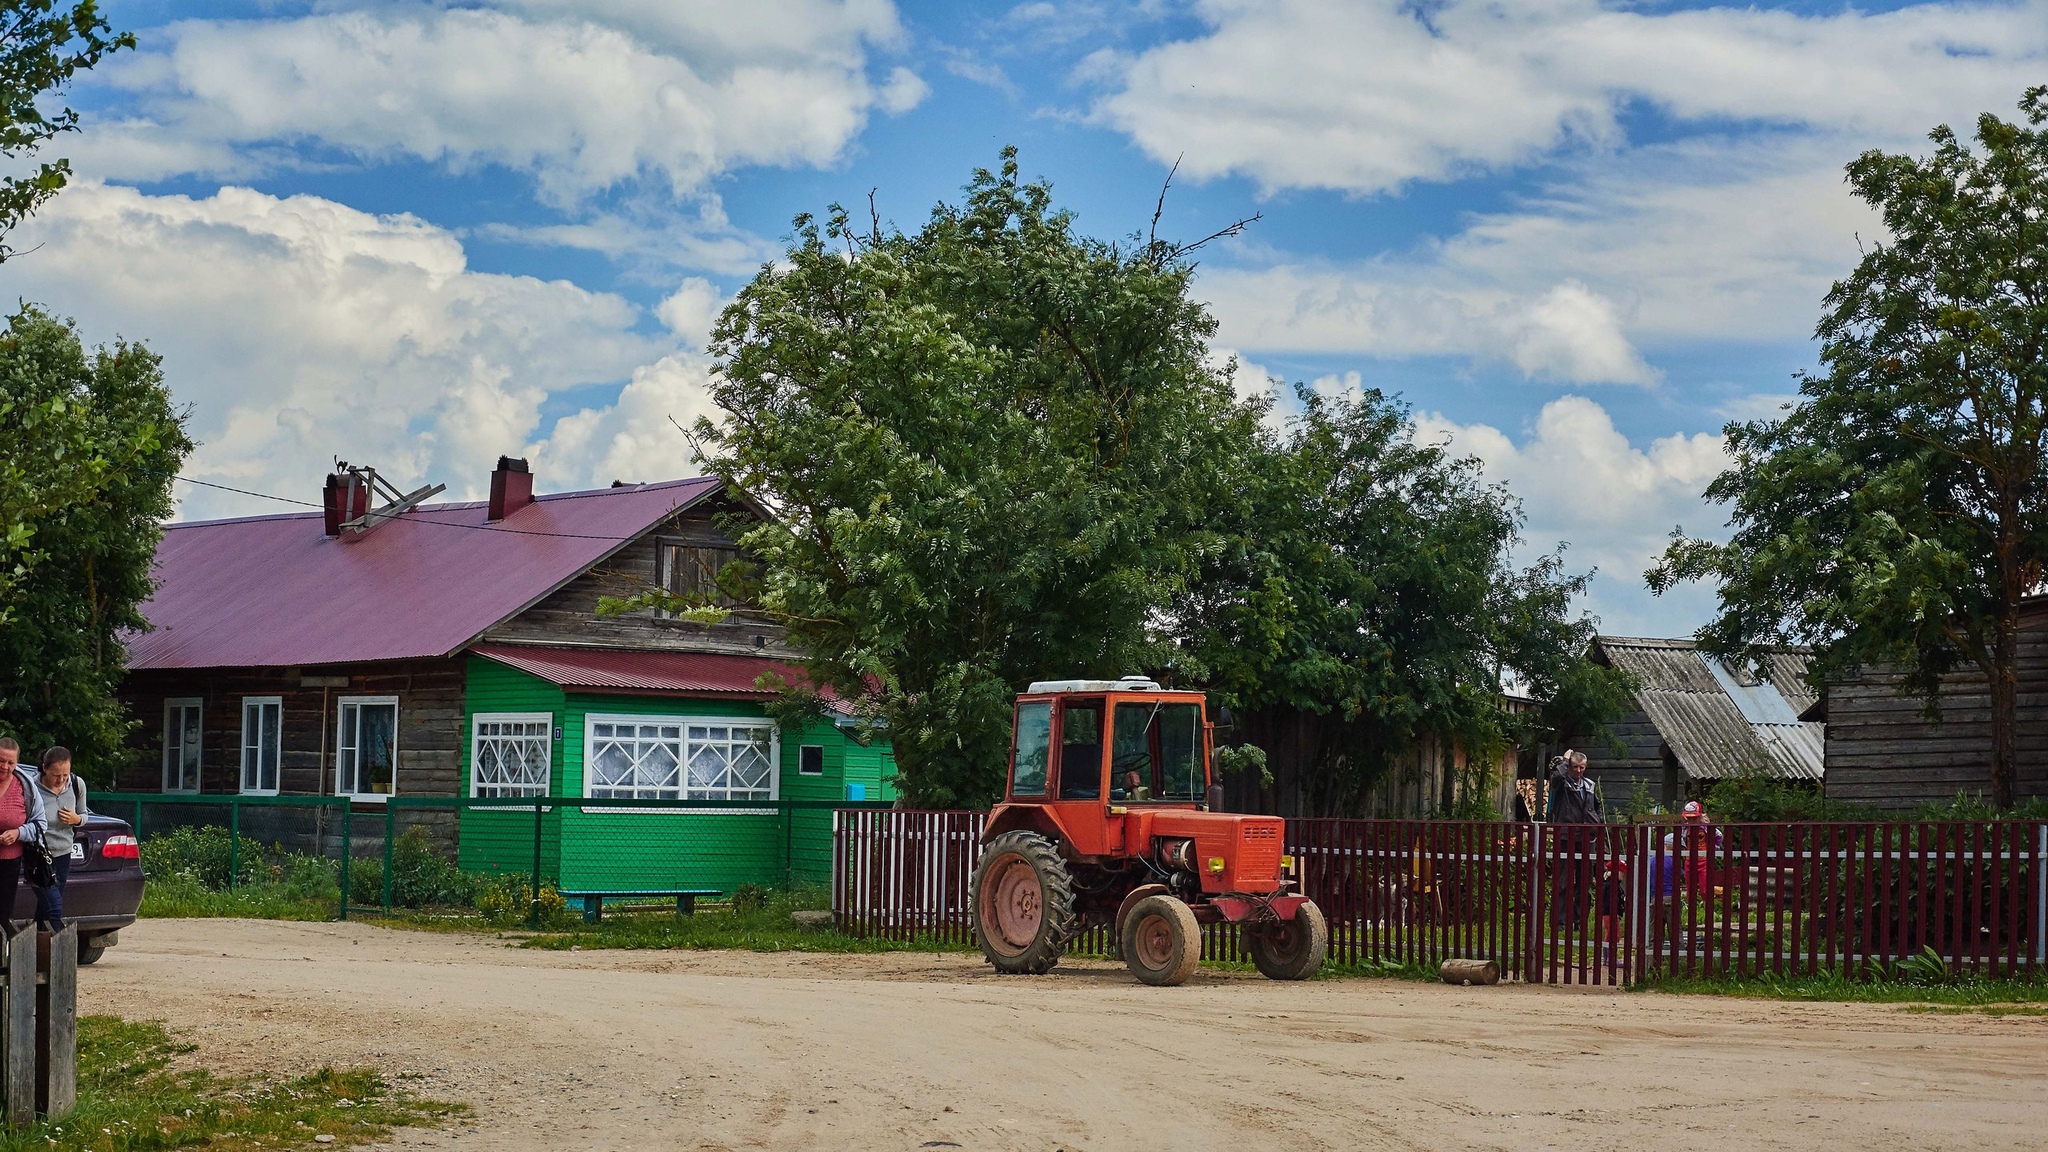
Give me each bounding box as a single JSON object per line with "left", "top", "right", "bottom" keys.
{"left": 1140, "top": 811, "right": 1287, "bottom": 894}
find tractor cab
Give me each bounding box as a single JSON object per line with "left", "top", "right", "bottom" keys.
{"left": 972, "top": 678, "right": 1328, "bottom": 987}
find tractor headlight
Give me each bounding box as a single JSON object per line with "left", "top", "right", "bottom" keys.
{"left": 1206, "top": 857, "right": 1226, "bottom": 875}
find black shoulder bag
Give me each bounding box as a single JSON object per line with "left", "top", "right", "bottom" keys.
{"left": 14, "top": 774, "right": 57, "bottom": 889}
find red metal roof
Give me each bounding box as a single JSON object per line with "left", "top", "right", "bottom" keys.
{"left": 127, "top": 478, "right": 723, "bottom": 669}
{"left": 471, "top": 644, "right": 811, "bottom": 699}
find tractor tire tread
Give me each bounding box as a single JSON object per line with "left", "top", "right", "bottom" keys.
{"left": 971, "top": 830, "right": 1076, "bottom": 975}
{"left": 1248, "top": 898, "right": 1330, "bottom": 980}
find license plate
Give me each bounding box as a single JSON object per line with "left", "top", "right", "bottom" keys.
{"left": 69, "top": 844, "right": 83, "bottom": 860}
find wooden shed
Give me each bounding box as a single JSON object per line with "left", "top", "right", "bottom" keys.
{"left": 1570, "top": 636, "right": 1822, "bottom": 811}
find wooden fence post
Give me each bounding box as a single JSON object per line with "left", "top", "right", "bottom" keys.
{"left": 3, "top": 926, "right": 33, "bottom": 1127}
{"left": 37, "top": 925, "right": 75, "bottom": 1121}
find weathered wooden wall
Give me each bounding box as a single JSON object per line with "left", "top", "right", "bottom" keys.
{"left": 1570, "top": 707, "right": 1679, "bottom": 812}
{"left": 1821, "top": 604, "right": 2048, "bottom": 808}
{"left": 116, "top": 659, "right": 465, "bottom": 800}
{"left": 481, "top": 501, "right": 798, "bottom": 658}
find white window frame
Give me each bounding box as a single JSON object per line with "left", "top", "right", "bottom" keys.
{"left": 335, "top": 695, "right": 400, "bottom": 802}
{"left": 471, "top": 712, "right": 553, "bottom": 798}
{"left": 582, "top": 713, "right": 780, "bottom": 810}
{"left": 798, "top": 744, "right": 825, "bottom": 776}
{"left": 163, "top": 697, "right": 203, "bottom": 794}
{"left": 239, "top": 696, "right": 283, "bottom": 796}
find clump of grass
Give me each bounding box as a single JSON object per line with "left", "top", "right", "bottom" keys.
{"left": 1633, "top": 959, "right": 2048, "bottom": 1006}
{"left": 140, "top": 870, "right": 337, "bottom": 921}
{"left": 0, "top": 1016, "right": 461, "bottom": 1152}
{"left": 521, "top": 886, "right": 972, "bottom": 955}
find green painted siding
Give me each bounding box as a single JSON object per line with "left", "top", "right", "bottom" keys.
{"left": 457, "top": 655, "right": 895, "bottom": 892}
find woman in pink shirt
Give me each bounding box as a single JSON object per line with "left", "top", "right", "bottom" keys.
{"left": 0, "top": 738, "right": 48, "bottom": 929}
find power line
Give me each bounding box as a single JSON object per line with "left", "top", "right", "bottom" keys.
{"left": 166, "top": 472, "right": 695, "bottom": 542}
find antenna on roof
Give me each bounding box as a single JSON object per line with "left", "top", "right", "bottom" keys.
{"left": 325, "top": 462, "right": 444, "bottom": 542}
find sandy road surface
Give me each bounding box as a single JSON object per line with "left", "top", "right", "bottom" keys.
{"left": 81, "top": 919, "right": 2046, "bottom": 1152}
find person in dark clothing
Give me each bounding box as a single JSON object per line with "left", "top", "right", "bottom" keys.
{"left": 1546, "top": 751, "right": 1603, "bottom": 930}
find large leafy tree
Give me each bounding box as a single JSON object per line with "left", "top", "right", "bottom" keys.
{"left": 1, "top": 1, "right": 132, "bottom": 261}
{"left": 1651, "top": 88, "right": 2048, "bottom": 809}
{"left": 699, "top": 151, "right": 1258, "bottom": 806}
{"left": 1181, "top": 385, "right": 1627, "bottom": 816}
{"left": 0, "top": 308, "right": 190, "bottom": 780}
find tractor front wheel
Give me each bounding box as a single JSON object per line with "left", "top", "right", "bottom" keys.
{"left": 971, "top": 830, "right": 1076, "bottom": 974}
{"left": 1120, "top": 894, "right": 1202, "bottom": 986}
{"left": 1247, "top": 899, "right": 1329, "bottom": 980}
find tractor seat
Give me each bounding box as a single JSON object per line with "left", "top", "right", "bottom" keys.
{"left": 1059, "top": 744, "right": 1102, "bottom": 799}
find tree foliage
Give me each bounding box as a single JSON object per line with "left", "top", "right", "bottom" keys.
{"left": 1180, "top": 385, "right": 1629, "bottom": 816}
{"left": 0, "top": 0, "right": 132, "bottom": 261}
{"left": 0, "top": 307, "right": 189, "bottom": 780}
{"left": 699, "top": 151, "right": 1256, "bottom": 806}
{"left": 1650, "top": 88, "right": 2048, "bottom": 808}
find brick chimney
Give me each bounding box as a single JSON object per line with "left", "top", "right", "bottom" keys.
{"left": 323, "top": 468, "right": 369, "bottom": 536}
{"left": 488, "top": 456, "right": 534, "bottom": 521}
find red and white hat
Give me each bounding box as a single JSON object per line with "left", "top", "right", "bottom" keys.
{"left": 1682, "top": 801, "right": 1705, "bottom": 820}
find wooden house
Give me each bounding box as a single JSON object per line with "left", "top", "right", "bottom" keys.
{"left": 1568, "top": 636, "right": 1822, "bottom": 811}
{"left": 116, "top": 458, "right": 895, "bottom": 891}
{"left": 1808, "top": 596, "right": 2048, "bottom": 809}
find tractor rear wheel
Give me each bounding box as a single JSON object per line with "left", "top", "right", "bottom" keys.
{"left": 1247, "top": 899, "right": 1329, "bottom": 980}
{"left": 1120, "top": 894, "right": 1202, "bottom": 986}
{"left": 971, "top": 830, "right": 1076, "bottom": 974}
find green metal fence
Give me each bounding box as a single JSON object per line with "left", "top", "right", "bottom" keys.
{"left": 103, "top": 792, "right": 892, "bottom": 925}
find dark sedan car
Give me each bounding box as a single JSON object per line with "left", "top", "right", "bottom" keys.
{"left": 5, "top": 814, "right": 144, "bottom": 964}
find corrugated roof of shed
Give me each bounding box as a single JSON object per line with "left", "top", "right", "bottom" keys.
{"left": 127, "top": 478, "right": 723, "bottom": 669}
{"left": 1595, "top": 636, "right": 1824, "bottom": 781}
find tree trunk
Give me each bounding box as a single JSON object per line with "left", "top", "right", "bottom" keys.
{"left": 1988, "top": 619, "right": 2020, "bottom": 811}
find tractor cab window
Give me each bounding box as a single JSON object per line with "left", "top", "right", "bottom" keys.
{"left": 1057, "top": 700, "right": 1105, "bottom": 800}
{"left": 1010, "top": 702, "right": 1052, "bottom": 797}
{"left": 1110, "top": 702, "right": 1205, "bottom": 802}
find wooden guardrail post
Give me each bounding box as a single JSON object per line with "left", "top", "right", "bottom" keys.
{"left": 37, "top": 926, "right": 75, "bottom": 1121}
{"left": 3, "top": 925, "right": 33, "bottom": 1127}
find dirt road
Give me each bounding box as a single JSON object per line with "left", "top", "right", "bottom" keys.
{"left": 82, "top": 919, "right": 2045, "bottom": 1151}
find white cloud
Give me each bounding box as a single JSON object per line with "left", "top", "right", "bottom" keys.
{"left": 80, "top": 3, "right": 924, "bottom": 204}
{"left": 3, "top": 181, "right": 684, "bottom": 518}
{"left": 1092, "top": 0, "right": 2048, "bottom": 195}
{"left": 1413, "top": 396, "right": 1731, "bottom": 635}
{"left": 1196, "top": 133, "right": 1879, "bottom": 366}
{"left": 532, "top": 353, "right": 725, "bottom": 489}
{"left": 655, "top": 278, "right": 735, "bottom": 350}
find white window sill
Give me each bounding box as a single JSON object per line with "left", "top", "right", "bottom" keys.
{"left": 340, "top": 793, "right": 393, "bottom": 804}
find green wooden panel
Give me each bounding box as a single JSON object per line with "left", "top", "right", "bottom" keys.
{"left": 555, "top": 810, "right": 781, "bottom": 893}
{"left": 458, "top": 663, "right": 899, "bottom": 889}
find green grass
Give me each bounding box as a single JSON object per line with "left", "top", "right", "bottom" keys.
{"left": 0, "top": 1017, "right": 461, "bottom": 1152}
{"left": 1633, "top": 967, "right": 2048, "bottom": 1006}
{"left": 139, "top": 873, "right": 335, "bottom": 921}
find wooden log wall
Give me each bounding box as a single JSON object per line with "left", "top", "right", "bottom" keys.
{"left": 481, "top": 502, "right": 799, "bottom": 658}
{"left": 115, "top": 658, "right": 466, "bottom": 801}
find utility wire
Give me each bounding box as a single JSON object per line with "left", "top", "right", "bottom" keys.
{"left": 164, "top": 471, "right": 698, "bottom": 542}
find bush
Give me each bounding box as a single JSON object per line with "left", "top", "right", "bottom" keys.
{"left": 732, "top": 883, "right": 769, "bottom": 915}
{"left": 473, "top": 874, "right": 570, "bottom": 928}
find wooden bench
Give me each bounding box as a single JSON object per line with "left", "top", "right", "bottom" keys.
{"left": 560, "top": 890, "right": 724, "bottom": 924}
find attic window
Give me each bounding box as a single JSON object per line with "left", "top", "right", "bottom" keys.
{"left": 656, "top": 541, "right": 743, "bottom": 611}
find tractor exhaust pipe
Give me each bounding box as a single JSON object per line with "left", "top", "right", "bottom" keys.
{"left": 1206, "top": 784, "right": 1227, "bottom": 812}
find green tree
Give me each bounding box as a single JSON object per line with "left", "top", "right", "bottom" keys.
{"left": 0, "top": 307, "right": 190, "bottom": 780}
{"left": 1650, "top": 88, "right": 2048, "bottom": 809}
{"left": 1, "top": 0, "right": 132, "bottom": 260}
{"left": 697, "top": 151, "right": 1258, "bottom": 806}
{"left": 1180, "top": 385, "right": 1628, "bottom": 816}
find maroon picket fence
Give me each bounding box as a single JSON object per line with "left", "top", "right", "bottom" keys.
{"left": 832, "top": 811, "right": 2048, "bottom": 983}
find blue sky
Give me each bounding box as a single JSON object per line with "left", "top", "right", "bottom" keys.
{"left": 8, "top": 0, "right": 2047, "bottom": 634}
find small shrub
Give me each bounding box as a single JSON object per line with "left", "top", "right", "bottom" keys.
{"left": 473, "top": 874, "right": 570, "bottom": 928}
{"left": 732, "top": 883, "right": 769, "bottom": 915}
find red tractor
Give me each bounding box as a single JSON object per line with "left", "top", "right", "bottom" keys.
{"left": 971, "top": 677, "right": 1328, "bottom": 986}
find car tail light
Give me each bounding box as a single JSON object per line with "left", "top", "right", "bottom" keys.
{"left": 100, "top": 835, "right": 139, "bottom": 859}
